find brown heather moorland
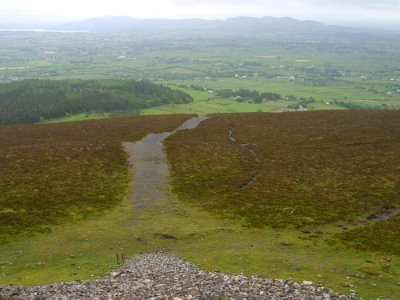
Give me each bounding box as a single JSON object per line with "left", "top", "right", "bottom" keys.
{"left": 165, "top": 110, "right": 400, "bottom": 254}
{"left": 0, "top": 114, "right": 191, "bottom": 244}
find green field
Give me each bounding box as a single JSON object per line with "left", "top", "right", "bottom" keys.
{"left": 143, "top": 97, "right": 291, "bottom": 115}
{"left": 142, "top": 84, "right": 344, "bottom": 115}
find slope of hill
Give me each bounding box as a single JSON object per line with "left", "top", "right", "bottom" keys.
{"left": 0, "top": 111, "right": 399, "bottom": 298}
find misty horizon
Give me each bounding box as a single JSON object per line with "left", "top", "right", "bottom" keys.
{"left": 1, "top": 0, "right": 399, "bottom": 29}
{"left": 1, "top": 15, "right": 400, "bottom": 31}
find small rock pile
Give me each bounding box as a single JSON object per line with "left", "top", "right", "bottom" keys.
{"left": 0, "top": 252, "right": 353, "bottom": 299}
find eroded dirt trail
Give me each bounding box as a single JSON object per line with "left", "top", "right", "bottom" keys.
{"left": 122, "top": 115, "right": 208, "bottom": 219}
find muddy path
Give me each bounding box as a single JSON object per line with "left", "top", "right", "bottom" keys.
{"left": 122, "top": 115, "right": 208, "bottom": 224}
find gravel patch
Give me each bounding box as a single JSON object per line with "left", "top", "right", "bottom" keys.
{"left": 0, "top": 252, "right": 354, "bottom": 299}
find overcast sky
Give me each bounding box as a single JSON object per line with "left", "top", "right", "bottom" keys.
{"left": 1, "top": 0, "right": 399, "bottom": 25}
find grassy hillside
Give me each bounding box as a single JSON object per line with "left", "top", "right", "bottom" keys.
{"left": 0, "top": 111, "right": 399, "bottom": 299}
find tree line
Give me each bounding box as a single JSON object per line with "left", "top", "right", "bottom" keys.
{"left": 0, "top": 79, "right": 193, "bottom": 125}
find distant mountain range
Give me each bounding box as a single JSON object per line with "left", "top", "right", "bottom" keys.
{"left": 56, "top": 15, "right": 336, "bottom": 34}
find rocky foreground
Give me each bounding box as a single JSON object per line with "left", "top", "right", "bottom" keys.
{"left": 0, "top": 252, "right": 354, "bottom": 300}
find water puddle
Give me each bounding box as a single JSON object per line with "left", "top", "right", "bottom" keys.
{"left": 122, "top": 115, "right": 208, "bottom": 226}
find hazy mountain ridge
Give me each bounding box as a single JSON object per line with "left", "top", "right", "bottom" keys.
{"left": 52, "top": 16, "right": 400, "bottom": 43}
